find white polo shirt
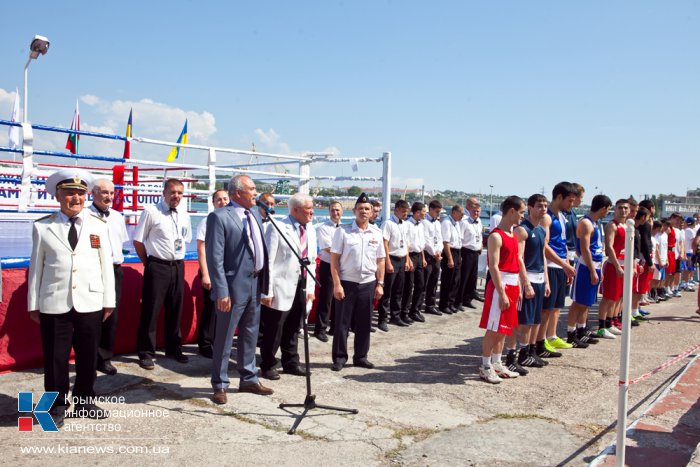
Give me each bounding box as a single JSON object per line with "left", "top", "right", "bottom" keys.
{"left": 88, "top": 204, "right": 129, "bottom": 264}
{"left": 133, "top": 200, "right": 192, "bottom": 261}
{"left": 441, "top": 215, "right": 462, "bottom": 249}
{"left": 421, "top": 214, "right": 444, "bottom": 256}
{"left": 461, "top": 216, "right": 483, "bottom": 251}
{"left": 331, "top": 221, "right": 386, "bottom": 284}
{"left": 382, "top": 214, "right": 409, "bottom": 257}
{"left": 317, "top": 219, "right": 341, "bottom": 263}
{"left": 407, "top": 217, "right": 425, "bottom": 254}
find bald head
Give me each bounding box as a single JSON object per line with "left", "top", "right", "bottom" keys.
{"left": 91, "top": 178, "right": 115, "bottom": 211}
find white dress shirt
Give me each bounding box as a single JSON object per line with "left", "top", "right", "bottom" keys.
{"left": 316, "top": 219, "right": 340, "bottom": 263}
{"left": 461, "top": 216, "right": 483, "bottom": 251}
{"left": 382, "top": 214, "right": 409, "bottom": 257}
{"left": 421, "top": 214, "right": 444, "bottom": 256}
{"left": 331, "top": 221, "right": 386, "bottom": 284}
{"left": 228, "top": 201, "right": 265, "bottom": 272}
{"left": 133, "top": 200, "right": 192, "bottom": 261}
{"left": 441, "top": 215, "right": 462, "bottom": 249}
{"left": 407, "top": 217, "right": 425, "bottom": 254}
{"left": 88, "top": 204, "right": 129, "bottom": 264}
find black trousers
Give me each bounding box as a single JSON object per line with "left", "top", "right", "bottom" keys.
{"left": 260, "top": 277, "right": 305, "bottom": 371}
{"left": 98, "top": 264, "right": 122, "bottom": 362}
{"left": 423, "top": 253, "right": 441, "bottom": 310}
{"left": 137, "top": 258, "right": 184, "bottom": 358}
{"left": 315, "top": 260, "right": 334, "bottom": 334}
{"left": 402, "top": 252, "right": 425, "bottom": 314}
{"left": 332, "top": 280, "right": 374, "bottom": 364}
{"left": 378, "top": 255, "right": 406, "bottom": 322}
{"left": 458, "top": 248, "right": 481, "bottom": 305}
{"left": 40, "top": 308, "right": 102, "bottom": 409}
{"left": 198, "top": 270, "right": 217, "bottom": 351}
{"left": 439, "top": 248, "right": 462, "bottom": 309}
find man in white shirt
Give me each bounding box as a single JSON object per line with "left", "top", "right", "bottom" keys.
{"left": 421, "top": 200, "right": 444, "bottom": 315}
{"left": 377, "top": 200, "right": 412, "bottom": 331}
{"left": 458, "top": 197, "right": 484, "bottom": 309}
{"left": 439, "top": 205, "right": 464, "bottom": 313}
{"left": 330, "top": 193, "right": 386, "bottom": 371}
{"left": 88, "top": 179, "right": 129, "bottom": 376}
{"left": 682, "top": 217, "right": 696, "bottom": 291}
{"left": 314, "top": 201, "right": 343, "bottom": 342}
{"left": 402, "top": 202, "right": 427, "bottom": 323}
{"left": 133, "top": 178, "right": 192, "bottom": 370}
{"left": 196, "top": 189, "right": 230, "bottom": 358}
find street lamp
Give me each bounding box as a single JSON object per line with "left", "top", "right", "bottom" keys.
{"left": 23, "top": 35, "right": 50, "bottom": 123}
{"left": 489, "top": 185, "right": 494, "bottom": 218}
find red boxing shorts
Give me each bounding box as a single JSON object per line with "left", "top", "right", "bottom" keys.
{"left": 602, "top": 261, "right": 624, "bottom": 301}
{"left": 479, "top": 272, "right": 520, "bottom": 335}
{"left": 633, "top": 265, "right": 653, "bottom": 294}
{"left": 667, "top": 252, "right": 677, "bottom": 275}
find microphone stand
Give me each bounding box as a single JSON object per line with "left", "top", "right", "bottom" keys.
{"left": 259, "top": 205, "right": 358, "bottom": 435}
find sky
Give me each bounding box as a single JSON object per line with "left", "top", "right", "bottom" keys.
{"left": 0, "top": 1, "right": 698, "bottom": 203}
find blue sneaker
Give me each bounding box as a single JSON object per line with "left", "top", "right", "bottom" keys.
{"left": 639, "top": 309, "right": 651, "bottom": 316}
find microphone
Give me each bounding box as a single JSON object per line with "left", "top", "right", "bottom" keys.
{"left": 256, "top": 199, "right": 275, "bottom": 215}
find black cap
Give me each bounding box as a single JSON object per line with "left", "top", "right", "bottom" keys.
{"left": 355, "top": 192, "right": 370, "bottom": 205}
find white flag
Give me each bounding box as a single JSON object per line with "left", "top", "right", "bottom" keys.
{"left": 8, "top": 88, "right": 20, "bottom": 149}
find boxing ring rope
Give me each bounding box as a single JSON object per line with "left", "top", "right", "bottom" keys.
{"left": 0, "top": 119, "right": 392, "bottom": 219}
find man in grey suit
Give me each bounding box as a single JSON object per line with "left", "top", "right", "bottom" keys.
{"left": 206, "top": 174, "right": 272, "bottom": 405}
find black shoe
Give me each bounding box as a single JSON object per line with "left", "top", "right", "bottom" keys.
{"left": 529, "top": 346, "right": 548, "bottom": 366}
{"left": 198, "top": 347, "right": 214, "bottom": 359}
{"left": 506, "top": 350, "right": 528, "bottom": 376}
{"left": 408, "top": 312, "right": 425, "bottom": 323}
{"left": 449, "top": 305, "right": 459, "bottom": 313}
{"left": 456, "top": 305, "right": 466, "bottom": 312}
{"left": 70, "top": 404, "right": 109, "bottom": 420}
{"left": 331, "top": 362, "right": 344, "bottom": 372}
{"left": 284, "top": 366, "right": 308, "bottom": 377}
{"left": 473, "top": 295, "right": 484, "bottom": 303}
{"left": 424, "top": 307, "right": 442, "bottom": 316}
{"left": 389, "top": 317, "right": 409, "bottom": 327}
{"left": 518, "top": 347, "right": 542, "bottom": 368}
{"left": 138, "top": 356, "right": 155, "bottom": 370}
{"left": 314, "top": 332, "right": 329, "bottom": 343}
{"left": 439, "top": 307, "right": 454, "bottom": 315}
{"left": 631, "top": 319, "right": 640, "bottom": 327}
{"left": 370, "top": 326, "right": 377, "bottom": 333}
{"left": 463, "top": 301, "right": 477, "bottom": 309}
{"left": 166, "top": 349, "right": 189, "bottom": 363}
{"left": 261, "top": 368, "right": 280, "bottom": 380}
{"left": 567, "top": 331, "right": 589, "bottom": 349}
{"left": 378, "top": 321, "right": 389, "bottom": 332}
{"left": 97, "top": 359, "right": 117, "bottom": 376}
{"left": 353, "top": 359, "right": 375, "bottom": 369}
{"left": 400, "top": 315, "right": 414, "bottom": 324}
{"left": 327, "top": 326, "right": 335, "bottom": 335}
{"left": 581, "top": 329, "right": 599, "bottom": 345}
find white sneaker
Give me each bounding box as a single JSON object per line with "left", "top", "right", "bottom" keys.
{"left": 596, "top": 328, "right": 616, "bottom": 339}
{"left": 493, "top": 361, "right": 519, "bottom": 378}
{"left": 479, "top": 365, "right": 501, "bottom": 384}
{"left": 607, "top": 326, "right": 622, "bottom": 336}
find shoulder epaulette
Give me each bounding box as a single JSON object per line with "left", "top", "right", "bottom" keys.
{"left": 34, "top": 214, "right": 52, "bottom": 223}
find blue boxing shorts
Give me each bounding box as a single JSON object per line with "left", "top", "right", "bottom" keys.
{"left": 570, "top": 260, "right": 601, "bottom": 307}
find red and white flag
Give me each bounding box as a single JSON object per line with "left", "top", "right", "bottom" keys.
{"left": 65, "top": 100, "right": 80, "bottom": 154}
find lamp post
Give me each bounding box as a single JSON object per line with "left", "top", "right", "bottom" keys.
{"left": 23, "top": 35, "right": 50, "bottom": 123}
{"left": 489, "top": 185, "right": 494, "bottom": 218}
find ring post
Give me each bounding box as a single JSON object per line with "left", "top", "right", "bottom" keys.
{"left": 381, "top": 151, "right": 391, "bottom": 222}
{"left": 616, "top": 218, "right": 636, "bottom": 466}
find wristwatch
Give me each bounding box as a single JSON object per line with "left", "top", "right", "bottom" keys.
{"left": 377, "top": 280, "right": 385, "bottom": 286}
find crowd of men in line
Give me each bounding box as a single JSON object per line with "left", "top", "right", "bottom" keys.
{"left": 27, "top": 169, "right": 700, "bottom": 426}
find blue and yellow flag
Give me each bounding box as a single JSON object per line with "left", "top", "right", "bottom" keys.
{"left": 167, "top": 120, "right": 188, "bottom": 162}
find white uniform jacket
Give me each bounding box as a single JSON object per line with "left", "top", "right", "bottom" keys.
{"left": 263, "top": 217, "right": 317, "bottom": 311}
{"left": 28, "top": 211, "right": 116, "bottom": 314}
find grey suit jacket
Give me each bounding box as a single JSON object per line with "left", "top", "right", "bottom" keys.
{"left": 205, "top": 204, "right": 269, "bottom": 302}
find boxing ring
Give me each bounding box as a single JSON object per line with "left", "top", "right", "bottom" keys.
{"left": 0, "top": 118, "right": 392, "bottom": 372}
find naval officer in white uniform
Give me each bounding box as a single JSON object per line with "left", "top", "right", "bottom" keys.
{"left": 28, "top": 168, "right": 115, "bottom": 427}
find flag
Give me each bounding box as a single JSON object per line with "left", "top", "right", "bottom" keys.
{"left": 8, "top": 87, "right": 20, "bottom": 149}
{"left": 166, "top": 120, "right": 188, "bottom": 162}
{"left": 65, "top": 100, "right": 80, "bottom": 154}
{"left": 123, "top": 108, "right": 132, "bottom": 159}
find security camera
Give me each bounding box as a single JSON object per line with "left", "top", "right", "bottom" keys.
{"left": 29, "top": 35, "right": 50, "bottom": 59}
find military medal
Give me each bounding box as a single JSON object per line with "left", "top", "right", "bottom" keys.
{"left": 90, "top": 234, "right": 101, "bottom": 248}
